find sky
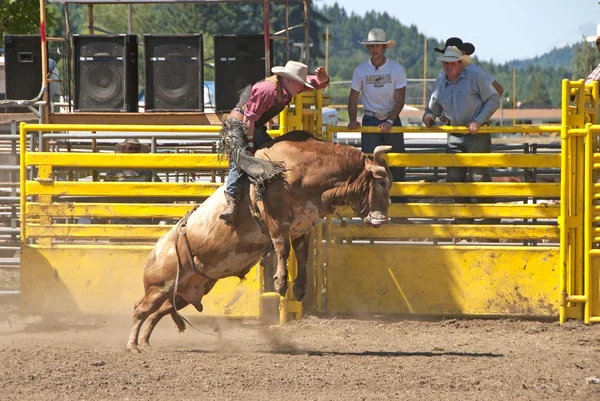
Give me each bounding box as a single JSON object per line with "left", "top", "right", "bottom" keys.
{"left": 317, "top": 0, "right": 600, "bottom": 63}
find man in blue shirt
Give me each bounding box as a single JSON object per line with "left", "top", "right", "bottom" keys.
{"left": 423, "top": 46, "right": 500, "bottom": 223}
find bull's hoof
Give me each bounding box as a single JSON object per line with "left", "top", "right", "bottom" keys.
{"left": 126, "top": 344, "right": 141, "bottom": 353}
{"left": 140, "top": 342, "right": 154, "bottom": 351}
{"left": 293, "top": 284, "right": 306, "bottom": 302}
{"left": 276, "top": 286, "right": 287, "bottom": 297}
{"left": 274, "top": 280, "right": 288, "bottom": 297}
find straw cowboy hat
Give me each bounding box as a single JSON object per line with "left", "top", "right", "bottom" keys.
{"left": 114, "top": 138, "right": 149, "bottom": 153}
{"left": 434, "top": 37, "right": 475, "bottom": 55}
{"left": 358, "top": 28, "right": 396, "bottom": 48}
{"left": 586, "top": 24, "right": 600, "bottom": 42}
{"left": 272, "top": 61, "right": 315, "bottom": 89}
{"left": 436, "top": 46, "right": 472, "bottom": 66}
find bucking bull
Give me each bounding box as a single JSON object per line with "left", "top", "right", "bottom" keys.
{"left": 126, "top": 121, "right": 393, "bottom": 352}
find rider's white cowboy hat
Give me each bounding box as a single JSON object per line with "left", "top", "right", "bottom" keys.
{"left": 358, "top": 28, "right": 396, "bottom": 48}
{"left": 586, "top": 24, "right": 600, "bottom": 42}
{"left": 115, "top": 138, "right": 149, "bottom": 153}
{"left": 436, "top": 46, "right": 472, "bottom": 66}
{"left": 271, "top": 61, "right": 315, "bottom": 89}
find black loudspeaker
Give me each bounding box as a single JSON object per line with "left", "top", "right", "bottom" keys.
{"left": 144, "top": 34, "right": 203, "bottom": 111}
{"left": 4, "top": 35, "right": 42, "bottom": 107}
{"left": 214, "top": 35, "right": 272, "bottom": 112}
{"left": 73, "top": 34, "right": 138, "bottom": 112}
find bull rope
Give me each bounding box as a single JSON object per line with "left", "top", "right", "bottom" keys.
{"left": 171, "top": 207, "right": 217, "bottom": 337}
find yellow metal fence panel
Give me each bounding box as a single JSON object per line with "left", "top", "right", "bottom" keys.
{"left": 20, "top": 246, "right": 261, "bottom": 318}
{"left": 27, "top": 203, "right": 197, "bottom": 219}
{"left": 385, "top": 153, "right": 560, "bottom": 168}
{"left": 27, "top": 152, "right": 229, "bottom": 169}
{"left": 26, "top": 181, "right": 220, "bottom": 197}
{"left": 326, "top": 245, "right": 559, "bottom": 316}
{"left": 390, "top": 182, "right": 559, "bottom": 198}
{"left": 330, "top": 224, "right": 558, "bottom": 241}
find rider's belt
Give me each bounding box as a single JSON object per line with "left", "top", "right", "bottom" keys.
{"left": 364, "top": 110, "right": 390, "bottom": 120}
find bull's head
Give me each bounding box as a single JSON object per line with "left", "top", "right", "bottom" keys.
{"left": 361, "top": 145, "right": 393, "bottom": 227}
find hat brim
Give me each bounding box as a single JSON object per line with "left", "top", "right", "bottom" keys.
{"left": 436, "top": 54, "right": 472, "bottom": 67}
{"left": 586, "top": 35, "right": 600, "bottom": 42}
{"left": 461, "top": 43, "right": 475, "bottom": 56}
{"left": 358, "top": 39, "right": 396, "bottom": 48}
{"left": 435, "top": 43, "right": 475, "bottom": 56}
{"left": 271, "top": 67, "right": 315, "bottom": 89}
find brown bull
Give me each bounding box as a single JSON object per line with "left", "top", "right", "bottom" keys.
{"left": 126, "top": 130, "right": 393, "bottom": 352}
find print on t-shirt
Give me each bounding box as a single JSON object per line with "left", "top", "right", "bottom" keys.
{"left": 366, "top": 74, "right": 392, "bottom": 89}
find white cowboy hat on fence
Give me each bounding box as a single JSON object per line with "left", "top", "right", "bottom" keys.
{"left": 271, "top": 60, "right": 315, "bottom": 89}
{"left": 359, "top": 28, "right": 396, "bottom": 48}
{"left": 586, "top": 24, "right": 600, "bottom": 42}
{"left": 436, "top": 46, "right": 472, "bottom": 66}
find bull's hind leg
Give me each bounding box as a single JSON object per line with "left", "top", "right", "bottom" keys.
{"left": 291, "top": 233, "right": 311, "bottom": 301}
{"left": 126, "top": 286, "right": 170, "bottom": 353}
{"left": 139, "top": 296, "right": 189, "bottom": 348}
{"left": 272, "top": 237, "right": 290, "bottom": 297}
{"left": 259, "top": 181, "right": 291, "bottom": 297}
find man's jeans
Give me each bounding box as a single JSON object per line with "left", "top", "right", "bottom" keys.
{"left": 361, "top": 115, "right": 406, "bottom": 203}
{"left": 446, "top": 133, "right": 492, "bottom": 204}
{"left": 225, "top": 126, "right": 273, "bottom": 197}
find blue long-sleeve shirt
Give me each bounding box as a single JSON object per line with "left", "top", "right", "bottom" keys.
{"left": 424, "top": 68, "right": 500, "bottom": 126}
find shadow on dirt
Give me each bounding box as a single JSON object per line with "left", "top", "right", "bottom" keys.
{"left": 177, "top": 349, "right": 503, "bottom": 358}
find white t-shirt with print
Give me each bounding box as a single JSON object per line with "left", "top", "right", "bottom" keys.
{"left": 350, "top": 58, "right": 407, "bottom": 115}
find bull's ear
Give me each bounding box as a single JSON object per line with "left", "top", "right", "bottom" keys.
{"left": 373, "top": 166, "right": 388, "bottom": 178}
{"left": 367, "top": 164, "right": 389, "bottom": 179}
{"left": 373, "top": 145, "right": 392, "bottom": 165}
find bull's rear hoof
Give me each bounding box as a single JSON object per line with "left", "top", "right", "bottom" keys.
{"left": 275, "top": 284, "right": 288, "bottom": 297}
{"left": 126, "top": 344, "right": 141, "bottom": 353}
{"left": 293, "top": 285, "right": 305, "bottom": 302}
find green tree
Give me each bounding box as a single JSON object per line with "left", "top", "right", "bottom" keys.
{"left": 571, "top": 40, "right": 600, "bottom": 79}
{"left": 0, "top": 0, "right": 61, "bottom": 45}
{"left": 528, "top": 71, "right": 552, "bottom": 105}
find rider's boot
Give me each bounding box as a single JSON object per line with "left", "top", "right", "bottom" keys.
{"left": 219, "top": 192, "right": 240, "bottom": 226}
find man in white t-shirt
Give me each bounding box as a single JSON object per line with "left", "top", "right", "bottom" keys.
{"left": 347, "top": 28, "right": 407, "bottom": 202}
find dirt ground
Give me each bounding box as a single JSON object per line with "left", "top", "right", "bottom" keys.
{"left": 0, "top": 302, "right": 599, "bottom": 401}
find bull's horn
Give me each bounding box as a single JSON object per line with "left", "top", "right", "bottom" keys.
{"left": 373, "top": 145, "right": 393, "bottom": 164}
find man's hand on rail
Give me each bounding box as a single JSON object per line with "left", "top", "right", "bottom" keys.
{"left": 348, "top": 120, "right": 361, "bottom": 130}
{"left": 423, "top": 114, "right": 436, "bottom": 128}
{"left": 379, "top": 120, "right": 393, "bottom": 133}
{"left": 468, "top": 121, "right": 481, "bottom": 134}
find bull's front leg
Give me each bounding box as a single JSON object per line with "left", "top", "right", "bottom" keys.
{"left": 272, "top": 237, "right": 291, "bottom": 297}
{"left": 291, "top": 233, "right": 311, "bottom": 301}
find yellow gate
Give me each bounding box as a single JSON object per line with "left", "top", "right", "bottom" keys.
{"left": 321, "top": 113, "right": 563, "bottom": 318}
{"left": 563, "top": 79, "right": 600, "bottom": 323}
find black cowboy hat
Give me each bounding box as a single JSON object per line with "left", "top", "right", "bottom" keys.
{"left": 434, "top": 37, "right": 475, "bottom": 56}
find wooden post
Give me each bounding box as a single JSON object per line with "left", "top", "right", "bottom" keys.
{"left": 88, "top": 4, "right": 94, "bottom": 34}
{"left": 303, "top": 0, "right": 310, "bottom": 66}
{"left": 39, "top": 0, "right": 49, "bottom": 123}
{"left": 263, "top": 0, "right": 270, "bottom": 78}
{"left": 423, "top": 35, "right": 428, "bottom": 107}
{"left": 285, "top": 0, "right": 290, "bottom": 62}
{"left": 325, "top": 27, "right": 329, "bottom": 73}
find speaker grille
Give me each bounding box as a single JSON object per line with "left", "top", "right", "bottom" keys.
{"left": 214, "top": 35, "right": 272, "bottom": 112}
{"left": 73, "top": 35, "right": 138, "bottom": 112}
{"left": 144, "top": 34, "right": 203, "bottom": 111}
